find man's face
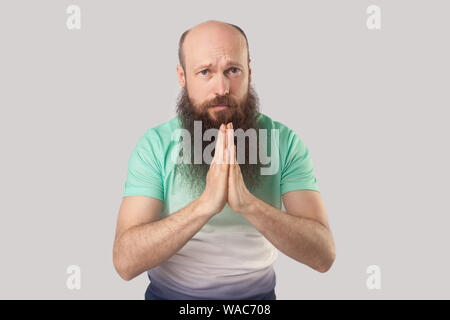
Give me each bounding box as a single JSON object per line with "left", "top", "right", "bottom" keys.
{"left": 175, "top": 22, "right": 261, "bottom": 195}
{"left": 177, "top": 23, "right": 251, "bottom": 124}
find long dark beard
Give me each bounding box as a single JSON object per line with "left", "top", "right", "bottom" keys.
{"left": 175, "top": 84, "right": 262, "bottom": 196}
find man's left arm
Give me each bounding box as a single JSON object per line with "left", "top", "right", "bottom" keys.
{"left": 225, "top": 123, "right": 336, "bottom": 273}
{"left": 239, "top": 189, "right": 336, "bottom": 273}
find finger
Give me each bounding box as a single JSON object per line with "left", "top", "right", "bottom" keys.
{"left": 220, "top": 124, "right": 227, "bottom": 164}
{"left": 225, "top": 148, "right": 230, "bottom": 166}
{"left": 232, "top": 124, "right": 237, "bottom": 165}
{"left": 214, "top": 124, "right": 225, "bottom": 164}
{"left": 228, "top": 141, "right": 234, "bottom": 165}
{"left": 226, "top": 123, "right": 234, "bottom": 164}
{"left": 231, "top": 146, "right": 242, "bottom": 178}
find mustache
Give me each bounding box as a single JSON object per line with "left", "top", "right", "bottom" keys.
{"left": 201, "top": 95, "right": 239, "bottom": 109}
{"left": 175, "top": 84, "right": 262, "bottom": 195}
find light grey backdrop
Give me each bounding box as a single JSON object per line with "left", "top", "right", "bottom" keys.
{"left": 0, "top": 0, "right": 449, "bottom": 299}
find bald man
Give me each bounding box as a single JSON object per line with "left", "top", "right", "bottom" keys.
{"left": 113, "top": 20, "right": 336, "bottom": 300}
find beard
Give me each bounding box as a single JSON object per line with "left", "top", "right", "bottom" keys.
{"left": 175, "top": 83, "right": 263, "bottom": 196}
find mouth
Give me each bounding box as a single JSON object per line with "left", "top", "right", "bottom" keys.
{"left": 210, "top": 104, "right": 229, "bottom": 111}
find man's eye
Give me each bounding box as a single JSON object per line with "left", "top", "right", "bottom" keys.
{"left": 199, "top": 68, "right": 239, "bottom": 76}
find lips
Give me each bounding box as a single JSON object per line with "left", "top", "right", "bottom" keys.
{"left": 210, "top": 104, "right": 229, "bottom": 109}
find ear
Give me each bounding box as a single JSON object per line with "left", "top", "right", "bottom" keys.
{"left": 248, "top": 59, "right": 252, "bottom": 83}
{"left": 176, "top": 65, "right": 186, "bottom": 88}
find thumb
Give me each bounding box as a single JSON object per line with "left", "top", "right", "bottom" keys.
{"left": 225, "top": 147, "right": 230, "bottom": 165}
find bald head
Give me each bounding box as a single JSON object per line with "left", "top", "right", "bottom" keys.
{"left": 178, "top": 20, "right": 250, "bottom": 72}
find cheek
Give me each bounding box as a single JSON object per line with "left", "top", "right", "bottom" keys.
{"left": 189, "top": 82, "right": 210, "bottom": 101}
{"left": 234, "top": 88, "right": 248, "bottom": 105}
{"left": 231, "top": 78, "right": 248, "bottom": 96}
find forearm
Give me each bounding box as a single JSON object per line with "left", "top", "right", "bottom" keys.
{"left": 114, "top": 198, "right": 213, "bottom": 280}
{"left": 241, "top": 196, "right": 336, "bottom": 273}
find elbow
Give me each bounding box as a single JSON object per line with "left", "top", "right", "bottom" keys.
{"left": 113, "top": 242, "right": 136, "bottom": 281}
{"left": 317, "top": 245, "right": 336, "bottom": 274}
{"left": 120, "top": 273, "right": 135, "bottom": 282}
{"left": 115, "top": 266, "right": 135, "bottom": 282}
{"left": 113, "top": 255, "right": 134, "bottom": 281}
{"left": 113, "top": 256, "right": 136, "bottom": 281}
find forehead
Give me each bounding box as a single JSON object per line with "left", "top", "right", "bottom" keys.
{"left": 184, "top": 25, "right": 247, "bottom": 71}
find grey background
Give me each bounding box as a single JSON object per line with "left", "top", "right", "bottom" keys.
{"left": 0, "top": 0, "right": 449, "bottom": 299}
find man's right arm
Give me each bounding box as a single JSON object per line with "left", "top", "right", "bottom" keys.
{"left": 113, "top": 123, "right": 230, "bottom": 281}
{"left": 112, "top": 194, "right": 215, "bottom": 281}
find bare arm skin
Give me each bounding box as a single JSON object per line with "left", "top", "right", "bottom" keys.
{"left": 114, "top": 122, "right": 335, "bottom": 281}
{"left": 239, "top": 190, "right": 336, "bottom": 273}
{"left": 225, "top": 123, "right": 336, "bottom": 273}
{"left": 113, "top": 195, "right": 213, "bottom": 281}
{"left": 113, "top": 124, "right": 230, "bottom": 281}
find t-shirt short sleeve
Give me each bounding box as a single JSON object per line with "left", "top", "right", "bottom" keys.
{"left": 122, "top": 130, "right": 164, "bottom": 201}
{"left": 280, "top": 130, "right": 320, "bottom": 195}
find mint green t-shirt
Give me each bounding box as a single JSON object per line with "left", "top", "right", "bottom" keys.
{"left": 122, "top": 112, "right": 320, "bottom": 299}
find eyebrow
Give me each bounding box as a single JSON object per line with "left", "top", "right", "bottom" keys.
{"left": 194, "top": 61, "right": 244, "bottom": 72}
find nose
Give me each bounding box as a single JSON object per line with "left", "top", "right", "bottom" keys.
{"left": 213, "top": 73, "right": 230, "bottom": 96}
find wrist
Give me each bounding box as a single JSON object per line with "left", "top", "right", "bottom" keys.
{"left": 195, "top": 194, "right": 218, "bottom": 217}
{"left": 238, "top": 191, "right": 258, "bottom": 216}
